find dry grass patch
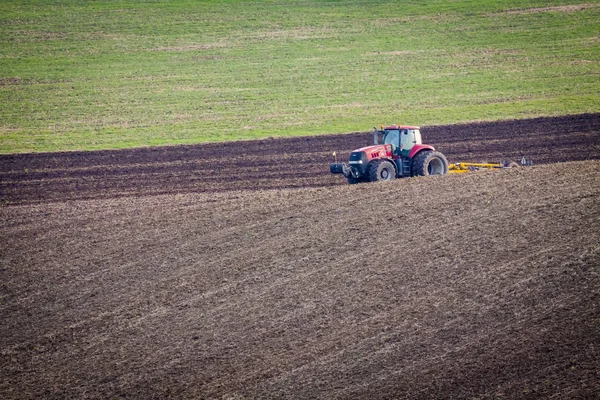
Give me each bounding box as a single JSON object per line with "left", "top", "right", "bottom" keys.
{"left": 500, "top": 3, "right": 599, "bottom": 15}
{"left": 152, "top": 44, "right": 228, "bottom": 52}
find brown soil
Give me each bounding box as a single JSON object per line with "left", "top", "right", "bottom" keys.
{"left": 1, "top": 113, "right": 599, "bottom": 205}
{"left": 1, "top": 115, "right": 599, "bottom": 399}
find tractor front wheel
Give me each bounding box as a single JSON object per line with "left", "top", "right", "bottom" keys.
{"left": 411, "top": 151, "right": 449, "bottom": 176}
{"left": 369, "top": 160, "right": 396, "bottom": 182}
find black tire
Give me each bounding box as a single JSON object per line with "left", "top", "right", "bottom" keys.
{"left": 347, "top": 176, "right": 360, "bottom": 184}
{"left": 505, "top": 161, "right": 519, "bottom": 168}
{"left": 368, "top": 160, "right": 396, "bottom": 182}
{"left": 411, "top": 151, "right": 449, "bottom": 176}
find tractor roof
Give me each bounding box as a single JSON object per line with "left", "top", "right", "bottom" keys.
{"left": 385, "top": 124, "right": 420, "bottom": 130}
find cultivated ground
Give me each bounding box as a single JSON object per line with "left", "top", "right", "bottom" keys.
{"left": 1, "top": 115, "right": 599, "bottom": 399}
{"left": 1, "top": 113, "right": 599, "bottom": 205}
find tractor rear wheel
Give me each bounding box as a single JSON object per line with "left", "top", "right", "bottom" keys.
{"left": 369, "top": 160, "right": 396, "bottom": 182}
{"left": 411, "top": 151, "right": 449, "bottom": 176}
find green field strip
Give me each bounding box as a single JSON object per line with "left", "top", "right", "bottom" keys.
{"left": 1, "top": 0, "right": 599, "bottom": 153}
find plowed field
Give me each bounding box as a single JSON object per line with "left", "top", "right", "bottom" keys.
{"left": 1, "top": 115, "right": 600, "bottom": 399}
{"left": 1, "top": 114, "right": 599, "bottom": 205}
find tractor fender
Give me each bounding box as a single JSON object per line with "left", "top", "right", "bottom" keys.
{"left": 407, "top": 144, "right": 435, "bottom": 160}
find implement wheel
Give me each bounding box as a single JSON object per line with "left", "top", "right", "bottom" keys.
{"left": 369, "top": 160, "right": 396, "bottom": 182}
{"left": 411, "top": 151, "right": 449, "bottom": 177}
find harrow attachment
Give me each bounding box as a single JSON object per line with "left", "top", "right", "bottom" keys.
{"left": 448, "top": 161, "right": 520, "bottom": 173}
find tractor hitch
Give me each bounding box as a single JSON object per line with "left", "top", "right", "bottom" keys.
{"left": 330, "top": 163, "right": 353, "bottom": 177}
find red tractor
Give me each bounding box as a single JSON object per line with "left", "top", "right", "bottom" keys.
{"left": 330, "top": 124, "right": 449, "bottom": 184}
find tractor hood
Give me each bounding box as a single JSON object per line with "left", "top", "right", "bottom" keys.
{"left": 350, "top": 144, "right": 394, "bottom": 163}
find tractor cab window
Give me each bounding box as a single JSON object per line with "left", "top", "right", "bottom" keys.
{"left": 401, "top": 129, "right": 421, "bottom": 150}
{"left": 383, "top": 129, "right": 400, "bottom": 147}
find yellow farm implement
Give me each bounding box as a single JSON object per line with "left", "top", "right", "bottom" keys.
{"left": 448, "top": 162, "right": 517, "bottom": 173}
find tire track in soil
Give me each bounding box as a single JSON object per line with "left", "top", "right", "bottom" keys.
{"left": 1, "top": 113, "right": 599, "bottom": 205}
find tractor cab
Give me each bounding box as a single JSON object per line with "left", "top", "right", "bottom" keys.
{"left": 375, "top": 125, "right": 422, "bottom": 157}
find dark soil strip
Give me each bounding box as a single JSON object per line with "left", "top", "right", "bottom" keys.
{"left": 1, "top": 113, "right": 599, "bottom": 204}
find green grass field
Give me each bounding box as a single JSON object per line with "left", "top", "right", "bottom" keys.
{"left": 1, "top": 0, "right": 599, "bottom": 153}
